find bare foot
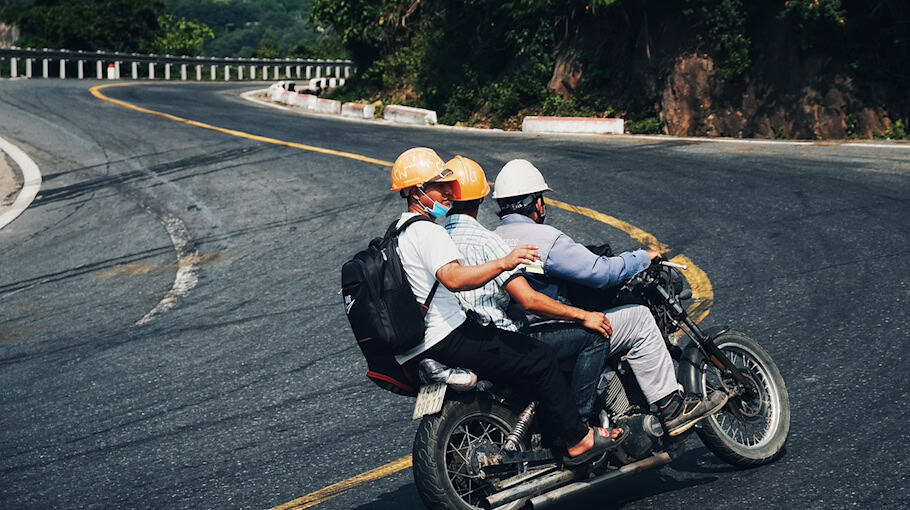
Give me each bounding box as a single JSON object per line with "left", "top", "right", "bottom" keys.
{"left": 567, "top": 428, "right": 594, "bottom": 457}
{"left": 566, "top": 427, "right": 623, "bottom": 457}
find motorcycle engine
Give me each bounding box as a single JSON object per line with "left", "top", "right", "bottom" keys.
{"left": 597, "top": 365, "right": 663, "bottom": 463}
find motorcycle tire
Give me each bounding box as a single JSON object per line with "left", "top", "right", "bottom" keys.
{"left": 412, "top": 394, "right": 526, "bottom": 510}
{"left": 696, "top": 330, "right": 790, "bottom": 468}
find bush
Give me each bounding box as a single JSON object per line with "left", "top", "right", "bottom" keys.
{"left": 626, "top": 117, "right": 666, "bottom": 134}
{"left": 887, "top": 119, "right": 907, "bottom": 140}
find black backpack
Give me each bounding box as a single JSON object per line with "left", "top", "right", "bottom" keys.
{"left": 341, "top": 216, "right": 440, "bottom": 396}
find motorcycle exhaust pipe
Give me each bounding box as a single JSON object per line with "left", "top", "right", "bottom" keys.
{"left": 528, "top": 452, "right": 672, "bottom": 509}
{"left": 482, "top": 469, "right": 577, "bottom": 509}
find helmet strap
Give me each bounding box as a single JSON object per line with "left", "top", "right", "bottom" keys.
{"left": 534, "top": 196, "right": 546, "bottom": 224}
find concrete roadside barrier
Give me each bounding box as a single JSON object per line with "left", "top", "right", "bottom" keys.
{"left": 342, "top": 102, "right": 375, "bottom": 119}
{"left": 384, "top": 105, "right": 437, "bottom": 126}
{"left": 522, "top": 116, "right": 624, "bottom": 135}
{"left": 292, "top": 93, "right": 317, "bottom": 109}
{"left": 279, "top": 90, "right": 294, "bottom": 105}
{"left": 308, "top": 97, "right": 341, "bottom": 115}
{"left": 308, "top": 78, "right": 325, "bottom": 92}
{"left": 269, "top": 83, "right": 285, "bottom": 101}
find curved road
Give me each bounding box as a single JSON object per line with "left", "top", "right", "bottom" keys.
{"left": 1, "top": 81, "right": 908, "bottom": 509}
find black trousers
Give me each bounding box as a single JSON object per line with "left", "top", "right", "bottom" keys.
{"left": 423, "top": 320, "right": 588, "bottom": 445}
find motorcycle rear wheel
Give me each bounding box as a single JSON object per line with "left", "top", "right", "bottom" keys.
{"left": 412, "top": 395, "right": 526, "bottom": 510}
{"left": 696, "top": 331, "right": 790, "bottom": 468}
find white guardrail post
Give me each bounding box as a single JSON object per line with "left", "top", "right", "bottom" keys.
{"left": 0, "top": 47, "right": 354, "bottom": 83}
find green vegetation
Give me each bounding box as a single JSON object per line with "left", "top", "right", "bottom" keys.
{"left": 155, "top": 13, "right": 214, "bottom": 56}
{"left": 2, "top": 0, "right": 166, "bottom": 53}
{"left": 887, "top": 120, "right": 908, "bottom": 141}
{"left": 163, "top": 0, "right": 344, "bottom": 58}
{"left": 3, "top": 0, "right": 907, "bottom": 136}
{"left": 308, "top": 0, "right": 909, "bottom": 132}
{"left": 626, "top": 117, "right": 666, "bottom": 135}
{"left": 1, "top": 0, "right": 345, "bottom": 59}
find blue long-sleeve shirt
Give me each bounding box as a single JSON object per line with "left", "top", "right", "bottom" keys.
{"left": 495, "top": 213, "right": 650, "bottom": 302}
{"left": 546, "top": 234, "right": 651, "bottom": 289}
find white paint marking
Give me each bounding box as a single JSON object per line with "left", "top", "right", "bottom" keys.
{"left": 0, "top": 135, "right": 43, "bottom": 230}
{"left": 135, "top": 215, "right": 199, "bottom": 326}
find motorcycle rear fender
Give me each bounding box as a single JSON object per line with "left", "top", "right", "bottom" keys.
{"left": 677, "top": 326, "right": 730, "bottom": 393}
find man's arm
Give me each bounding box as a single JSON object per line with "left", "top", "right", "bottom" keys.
{"left": 436, "top": 245, "right": 538, "bottom": 292}
{"left": 504, "top": 276, "right": 612, "bottom": 339}
{"left": 546, "top": 234, "right": 658, "bottom": 289}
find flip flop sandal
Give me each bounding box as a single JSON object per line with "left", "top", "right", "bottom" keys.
{"left": 563, "top": 426, "right": 628, "bottom": 467}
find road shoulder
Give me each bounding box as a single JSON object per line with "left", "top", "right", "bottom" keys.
{"left": 0, "top": 149, "right": 23, "bottom": 218}
{"left": 0, "top": 135, "right": 42, "bottom": 230}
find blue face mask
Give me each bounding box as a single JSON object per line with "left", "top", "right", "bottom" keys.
{"left": 424, "top": 200, "right": 451, "bottom": 218}
{"left": 417, "top": 187, "right": 451, "bottom": 218}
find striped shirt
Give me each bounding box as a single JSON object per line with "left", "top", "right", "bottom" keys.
{"left": 444, "top": 214, "right": 525, "bottom": 332}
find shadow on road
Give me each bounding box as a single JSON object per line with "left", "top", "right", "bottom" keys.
{"left": 349, "top": 483, "right": 424, "bottom": 510}
{"left": 350, "top": 448, "right": 732, "bottom": 510}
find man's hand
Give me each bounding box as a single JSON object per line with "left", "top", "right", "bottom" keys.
{"left": 582, "top": 311, "right": 613, "bottom": 339}
{"left": 646, "top": 249, "right": 662, "bottom": 261}
{"left": 500, "top": 245, "right": 539, "bottom": 271}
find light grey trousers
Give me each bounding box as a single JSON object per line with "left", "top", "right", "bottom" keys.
{"left": 603, "top": 304, "right": 679, "bottom": 404}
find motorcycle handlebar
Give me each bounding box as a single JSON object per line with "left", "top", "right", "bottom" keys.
{"left": 659, "top": 260, "right": 688, "bottom": 270}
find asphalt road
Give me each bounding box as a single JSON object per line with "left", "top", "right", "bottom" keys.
{"left": 1, "top": 80, "right": 908, "bottom": 510}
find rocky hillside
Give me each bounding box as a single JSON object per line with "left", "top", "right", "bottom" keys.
{"left": 312, "top": 0, "right": 908, "bottom": 140}
{"left": 0, "top": 22, "right": 17, "bottom": 48}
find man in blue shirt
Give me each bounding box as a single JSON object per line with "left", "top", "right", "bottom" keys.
{"left": 442, "top": 155, "right": 613, "bottom": 422}
{"left": 493, "top": 159, "right": 728, "bottom": 436}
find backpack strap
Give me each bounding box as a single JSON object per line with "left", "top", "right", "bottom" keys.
{"left": 387, "top": 215, "right": 441, "bottom": 313}
{"left": 385, "top": 214, "right": 433, "bottom": 240}
{"left": 422, "top": 280, "right": 440, "bottom": 313}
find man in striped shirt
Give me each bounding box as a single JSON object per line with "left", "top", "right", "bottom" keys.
{"left": 442, "top": 156, "right": 613, "bottom": 421}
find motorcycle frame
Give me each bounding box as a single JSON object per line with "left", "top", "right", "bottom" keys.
{"left": 651, "top": 279, "right": 752, "bottom": 392}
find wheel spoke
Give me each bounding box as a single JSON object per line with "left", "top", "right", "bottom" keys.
{"left": 703, "top": 344, "right": 782, "bottom": 450}
{"left": 444, "top": 413, "right": 527, "bottom": 505}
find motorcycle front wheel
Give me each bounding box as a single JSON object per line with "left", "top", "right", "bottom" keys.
{"left": 696, "top": 330, "right": 791, "bottom": 468}
{"left": 412, "top": 394, "right": 526, "bottom": 510}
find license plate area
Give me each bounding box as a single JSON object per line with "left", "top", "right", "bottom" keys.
{"left": 412, "top": 383, "right": 447, "bottom": 420}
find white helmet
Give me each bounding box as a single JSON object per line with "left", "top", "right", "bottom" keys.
{"left": 492, "top": 159, "right": 552, "bottom": 199}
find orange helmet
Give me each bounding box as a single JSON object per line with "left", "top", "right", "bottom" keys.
{"left": 390, "top": 147, "right": 455, "bottom": 191}
{"left": 445, "top": 156, "right": 490, "bottom": 201}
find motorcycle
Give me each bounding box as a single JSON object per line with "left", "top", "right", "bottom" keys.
{"left": 410, "top": 260, "right": 791, "bottom": 509}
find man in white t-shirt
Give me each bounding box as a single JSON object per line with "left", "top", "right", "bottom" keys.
{"left": 388, "top": 147, "right": 624, "bottom": 466}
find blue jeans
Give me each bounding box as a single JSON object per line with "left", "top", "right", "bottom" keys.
{"left": 524, "top": 322, "right": 609, "bottom": 420}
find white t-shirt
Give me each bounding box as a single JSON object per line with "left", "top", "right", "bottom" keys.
{"left": 394, "top": 212, "right": 467, "bottom": 363}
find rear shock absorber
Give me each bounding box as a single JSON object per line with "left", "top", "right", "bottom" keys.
{"left": 503, "top": 402, "right": 537, "bottom": 451}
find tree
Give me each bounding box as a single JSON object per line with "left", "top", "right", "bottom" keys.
{"left": 254, "top": 34, "right": 281, "bottom": 58}
{"left": 1, "top": 0, "right": 165, "bottom": 52}
{"left": 155, "top": 13, "right": 213, "bottom": 56}
{"left": 3, "top": 0, "right": 164, "bottom": 52}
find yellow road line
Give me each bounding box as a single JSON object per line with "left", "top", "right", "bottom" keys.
{"left": 89, "top": 83, "right": 713, "bottom": 509}
{"left": 273, "top": 456, "right": 412, "bottom": 510}
{"left": 547, "top": 199, "right": 713, "bottom": 325}
{"left": 89, "top": 83, "right": 393, "bottom": 167}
